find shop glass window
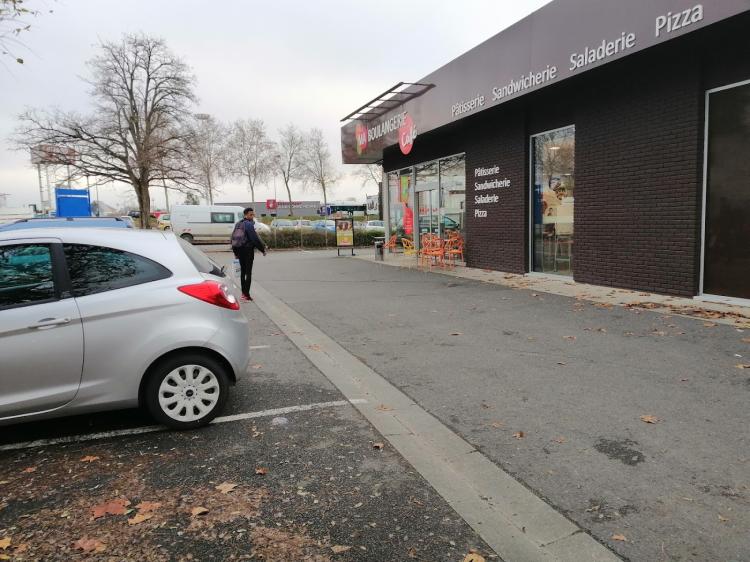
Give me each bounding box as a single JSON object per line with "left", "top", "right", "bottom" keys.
{"left": 387, "top": 169, "right": 414, "bottom": 248}
{"left": 63, "top": 244, "right": 171, "bottom": 297}
{"left": 0, "top": 244, "right": 56, "bottom": 308}
{"left": 704, "top": 81, "right": 750, "bottom": 299}
{"left": 440, "top": 155, "right": 466, "bottom": 238}
{"left": 531, "top": 126, "right": 575, "bottom": 275}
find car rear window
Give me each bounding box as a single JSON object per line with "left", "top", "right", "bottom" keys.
{"left": 176, "top": 237, "right": 225, "bottom": 277}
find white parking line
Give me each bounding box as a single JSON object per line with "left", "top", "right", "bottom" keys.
{"left": 249, "top": 345, "right": 270, "bottom": 350}
{"left": 0, "top": 399, "right": 367, "bottom": 452}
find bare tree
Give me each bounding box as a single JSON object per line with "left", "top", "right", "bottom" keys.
{"left": 226, "top": 118, "right": 274, "bottom": 204}
{"left": 13, "top": 33, "right": 197, "bottom": 227}
{"left": 301, "top": 128, "right": 338, "bottom": 210}
{"left": 187, "top": 114, "right": 226, "bottom": 204}
{"left": 274, "top": 124, "right": 304, "bottom": 217}
{"left": 0, "top": 0, "right": 53, "bottom": 65}
{"left": 353, "top": 163, "right": 382, "bottom": 190}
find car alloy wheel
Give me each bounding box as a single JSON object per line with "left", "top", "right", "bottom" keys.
{"left": 158, "top": 364, "right": 220, "bottom": 423}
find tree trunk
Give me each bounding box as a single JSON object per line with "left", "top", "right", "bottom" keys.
{"left": 322, "top": 181, "right": 327, "bottom": 210}
{"left": 136, "top": 182, "right": 152, "bottom": 229}
{"left": 284, "top": 179, "right": 294, "bottom": 217}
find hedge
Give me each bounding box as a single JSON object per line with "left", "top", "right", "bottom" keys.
{"left": 260, "top": 229, "right": 385, "bottom": 249}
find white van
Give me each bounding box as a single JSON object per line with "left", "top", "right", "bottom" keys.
{"left": 170, "top": 205, "right": 245, "bottom": 244}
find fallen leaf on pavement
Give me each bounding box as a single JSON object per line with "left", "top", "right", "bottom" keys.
{"left": 306, "top": 344, "right": 322, "bottom": 352}
{"left": 719, "top": 515, "right": 729, "bottom": 522}
{"left": 736, "top": 364, "right": 750, "bottom": 370}
{"left": 554, "top": 436, "right": 567, "bottom": 444}
{"left": 90, "top": 498, "right": 130, "bottom": 519}
{"left": 450, "top": 332, "right": 463, "bottom": 336}
{"left": 703, "top": 322, "right": 717, "bottom": 328}
{"left": 611, "top": 533, "right": 627, "bottom": 542}
{"left": 513, "top": 431, "right": 525, "bottom": 439}
{"left": 0, "top": 538, "right": 9, "bottom": 550}
{"left": 191, "top": 507, "right": 209, "bottom": 517}
{"left": 250, "top": 364, "right": 263, "bottom": 370}
{"left": 376, "top": 404, "right": 393, "bottom": 411}
{"left": 640, "top": 415, "right": 660, "bottom": 424}
{"left": 128, "top": 512, "right": 153, "bottom": 525}
{"left": 215, "top": 482, "right": 238, "bottom": 494}
{"left": 80, "top": 456, "right": 100, "bottom": 463}
{"left": 563, "top": 335, "right": 576, "bottom": 341}
{"left": 490, "top": 421, "right": 504, "bottom": 428}
{"left": 408, "top": 546, "right": 418, "bottom": 558}
{"left": 462, "top": 551, "right": 486, "bottom": 562}
{"left": 557, "top": 361, "right": 567, "bottom": 366}
{"left": 742, "top": 338, "right": 750, "bottom": 344}
{"left": 372, "top": 442, "right": 384, "bottom": 450}
{"left": 135, "top": 501, "right": 162, "bottom": 513}
{"left": 72, "top": 538, "right": 106, "bottom": 553}
{"left": 21, "top": 467, "right": 36, "bottom": 473}
{"left": 255, "top": 467, "right": 268, "bottom": 476}
{"left": 331, "top": 545, "right": 351, "bottom": 554}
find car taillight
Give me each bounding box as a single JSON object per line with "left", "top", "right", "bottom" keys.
{"left": 178, "top": 281, "right": 239, "bottom": 310}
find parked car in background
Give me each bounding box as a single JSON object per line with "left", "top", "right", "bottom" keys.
{"left": 120, "top": 216, "right": 136, "bottom": 228}
{"left": 364, "top": 220, "right": 385, "bottom": 232}
{"left": 0, "top": 217, "right": 133, "bottom": 231}
{"left": 293, "top": 220, "right": 313, "bottom": 230}
{"left": 312, "top": 220, "right": 335, "bottom": 232}
{"left": 0, "top": 227, "right": 249, "bottom": 429}
{"left": 270, "top": 219, "right": 295, "bottom": 231}
{"left": 170, "top": 205, "right": 245, "bottom": 244}
{"left": 253, "top": 220, "right": 271, "bottom": 235}
{"left": 157, "top": 214, "right": 171, "bottom": 230}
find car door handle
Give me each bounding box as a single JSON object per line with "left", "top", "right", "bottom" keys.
{"left": 29, "top": 317, "right": 72, "bottom": 329}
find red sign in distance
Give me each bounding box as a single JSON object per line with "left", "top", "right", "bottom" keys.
{"left": 266, "top": 199, "right": 277, "bottom": 210}
{"left": 399, "top": 114, "right": 417, "bottom": 155}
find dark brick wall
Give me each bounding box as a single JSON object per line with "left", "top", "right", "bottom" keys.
{"left": 462, "top": 108, "right": 527, "bottom": 273}
{"left": 571, "top": 47, "right": 702, "bottom": 296}
{"left": 380, "top": 13, "right": 750, "bottom": 296}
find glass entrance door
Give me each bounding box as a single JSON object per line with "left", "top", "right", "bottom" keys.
{"left": 531, "top": 126, "right": 575, "bottom": 275}
{"left": 703, "top": 81, "right": 750, "bottom": 299}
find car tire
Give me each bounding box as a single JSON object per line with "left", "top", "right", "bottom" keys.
{"left": 180, "top": 233, "right": 194, "bottom": 244}
{"left": 144, "top": 353, "right": 230, "bottom": 430}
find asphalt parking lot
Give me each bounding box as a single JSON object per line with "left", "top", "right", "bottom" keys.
{"left": 0, "top": 294, "right": 493, "bottom": 561}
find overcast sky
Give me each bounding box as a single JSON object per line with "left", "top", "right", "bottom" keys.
{"left": 0, "top": 0, "right": 550, "bottom": 211}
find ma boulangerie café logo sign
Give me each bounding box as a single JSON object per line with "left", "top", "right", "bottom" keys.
{"left": 355, "top": 112, "right": 417, "bottom": 156}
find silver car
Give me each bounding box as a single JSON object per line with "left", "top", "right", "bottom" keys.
{"left": 0, "top": 228, "right": 250, "bottom": 429}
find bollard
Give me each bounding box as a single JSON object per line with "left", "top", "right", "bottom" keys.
{"left": 375, "top": 241, "right": 384, "bottom": 261}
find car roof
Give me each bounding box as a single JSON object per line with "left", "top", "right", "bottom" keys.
{"left": 0, "top": 227, "right": 201, "bottom": 276}
{"left": 0, "top": 217, "right": 131, "bottom": 231}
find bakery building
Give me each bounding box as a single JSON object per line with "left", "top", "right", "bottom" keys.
{"left": 340, "top": 0, "right": 750, "bottom": 303}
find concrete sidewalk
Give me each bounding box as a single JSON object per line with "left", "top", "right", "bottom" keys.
{"left": 356, "top": 252, "right": 750, "bottom": 329}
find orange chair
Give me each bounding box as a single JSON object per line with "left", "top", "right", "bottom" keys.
{"left": 383, "top": 234, "right": 398, "bottom": 252}
{"left": 422, "top": 236, "right": 445, "bottom": 269}
{"left": 445, "top": 234, "right": 464, "bottom": 266}
{"left": 401, "top": 237, "right": 416, "bottom": 256}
